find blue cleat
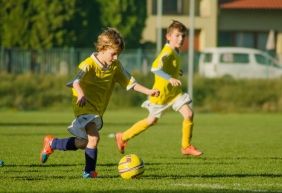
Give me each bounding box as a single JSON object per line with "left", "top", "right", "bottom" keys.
{"left": 82, "top": 171, "right": 98, "bottom": 179}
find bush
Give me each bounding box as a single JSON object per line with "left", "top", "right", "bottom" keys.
{"left": 192, "top": 75, "right": 282, "bottom": 112}
{"left": 0, "top": 73, "right": 71, "bottom": 110}
{"left": 1, "top": 72, "right": 282, "bottom": 112}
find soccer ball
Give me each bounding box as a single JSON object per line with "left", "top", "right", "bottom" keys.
{"left": 118, "top": 154, "right": 144, "bottom": 179}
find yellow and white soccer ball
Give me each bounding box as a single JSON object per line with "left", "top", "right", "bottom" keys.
{"left": 118, "top": 154, "right": 144, "bottom": 179}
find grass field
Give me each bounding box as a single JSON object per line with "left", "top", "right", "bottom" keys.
{"left": 0, "top": 109, "right": 281, "bottom": 193}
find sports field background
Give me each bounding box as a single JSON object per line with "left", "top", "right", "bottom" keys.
{"left": 0, "top": 109, "right": 281, "bottom": 193}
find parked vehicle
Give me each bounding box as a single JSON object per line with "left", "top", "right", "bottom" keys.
{"left": 199, "top": 47, "right": 282, "bottom": 79}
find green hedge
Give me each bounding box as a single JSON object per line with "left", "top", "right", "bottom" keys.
{"left": 192, "top": 75, "right": 282, "bottom": 112}
{"left": 0, "top": 73, "right": 71, "bottom": 110}
{"left": 0, "top": 72, "right": 282, "bottom": 112}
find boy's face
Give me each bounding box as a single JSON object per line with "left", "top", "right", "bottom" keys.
{"left": 166, "top": 29, "right": 186, "bottom": 49}
{"left": 102, "top": 48, "right": 119, "bottom": 65}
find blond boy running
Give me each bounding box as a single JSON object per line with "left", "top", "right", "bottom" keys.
{"left": 39, "top": 28, "right": 159, "bottom": 178}
{"left": 115, "top": 20, "right": 203, "bottom": 156}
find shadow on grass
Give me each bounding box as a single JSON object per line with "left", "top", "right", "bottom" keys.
{"left": 0, "top": 121, "right": 173, "bottom": 128}
{"left": 144, "top": 173, "right": 282, "bottom": 179}
{"left": 0, "top": 121, "right": 136, "bottom": 127}
{"left": 170, "top": 156, "right": 282, "bottom": 161}
{"left": 4, "top": 163, "right": 84, "bottom": 168}
{"left": 145, "top": 161, "right": 236, "bottom": 166}
{"left": 8, "top": 190, "right": 277, "bottom": 193}
{"left": 6, "top": 170, "right": 282, "bottom": 180}
{"left": 0, "top": 122, "right": 67, "bottom": 127}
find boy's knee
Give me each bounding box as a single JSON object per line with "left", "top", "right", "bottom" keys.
{"left": 147, "top": 117, "right": 158, "bottom": 126}
{"left": 74, "top": 136, "right": 100, "bottom": 149}
{"left": 188, "top": 111, "right": 193, "bottom": 119}
{"left": 183, "top": 111, "right": 193, "bottom": 120}
{"left": 87, "top": 135, "right": 100, "bottom": 148}
{"left": 75, "top": 138, "right": 88, "bottom": 149}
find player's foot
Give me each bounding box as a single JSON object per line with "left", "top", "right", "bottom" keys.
{"left": 82, "top": 171, "right": 98, "bottom": 178}
{"left": 115, "top": 132, "right": 127, "bottom": 154}
{"left": 181, "top": 145, "right": 203, "bottom": 157}
{"left": 40, "top": 135, "right": 55, "bottom": 163}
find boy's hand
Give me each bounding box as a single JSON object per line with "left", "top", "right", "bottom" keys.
{"left": 169, "top": 78, "right": 182, "bottom": 87}
{"left": 77, "top": 95, "right": 86, "bottom": 107}
{"left": 149, "top": 89, "right": 160, "bottom": 97}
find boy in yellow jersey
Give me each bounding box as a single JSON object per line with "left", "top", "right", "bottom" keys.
{"left": 39, "top": 28, "right": 159, "bottom": 178}
{"left": 115, "top": 20, "right": 203, "bottom": 156}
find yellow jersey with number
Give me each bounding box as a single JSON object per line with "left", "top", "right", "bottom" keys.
{"left": 71, "top": 53, "right": 136, "bottom": 117}
{"left": 149, "top": 44, "right": 182, "bottom": 105}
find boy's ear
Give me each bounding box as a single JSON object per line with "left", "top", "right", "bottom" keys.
{"left": 166, "top": 33, "right": 171, "bottom": 41}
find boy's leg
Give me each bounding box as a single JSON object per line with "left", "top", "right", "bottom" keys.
{"left": 115, "top": 117, "right": 157, "bottom": 154}
{"left": 83, "top": 122, "right": 99, "bottom": 178}
{"left": 123, "top": 117, "right": 157, "bottom": 141}
{"left": 40, "top": 135, "right": 54, "bottom": 163}
{"left": 178, "top": 104, "right": 202, "bottom": 156}
{"left": 51, "top": 137, "right": 78, "bottom": 150}
{"left": 40, "top": 135, "right": 79, "bottom": 163}
{"left": 181, "top": 119, "right": 193, "bottom": 148}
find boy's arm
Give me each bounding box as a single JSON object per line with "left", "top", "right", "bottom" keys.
{"left": 116, "top": 63, "right": 159, "bottom": 96}
{"left": 73, "top": 81, "right": 87, "bottom": 107}
{"left": 151, "top": 55, "right": 181, "bottom": 87}
{"left": 67, "top": 69, "right": 87, "bottom": 107}
{"left": 151, "top": 69, "right": 182, "bottom": 87}
{"left": 132, "top": 83, "right": 160, "bottom": 97}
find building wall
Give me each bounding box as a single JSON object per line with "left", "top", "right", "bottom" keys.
{"left": 219, "top": 10, "right": 282, "bottom": 31}
{"left": 142, "top": 0, "right": 218, "bottom": 51}
{"left": 219, "top": 9, "right": 282, "bottom": 61}
{"left": 142, "top": 0, "right": 282, "bottom": 61}
{"left": 198, "top": 0, "right": 218, "bottom": 50}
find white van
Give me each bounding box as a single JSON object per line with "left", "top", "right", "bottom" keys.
{"left": 199, "top": 47, "right": 282, "bottom": 79}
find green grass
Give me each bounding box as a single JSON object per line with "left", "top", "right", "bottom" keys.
{"left": 0, "top": 109, "right": 281, "bottom": 193}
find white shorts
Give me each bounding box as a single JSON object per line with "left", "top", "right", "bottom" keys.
{"left": 67, "top": 114, "right": 103, "bottom": 139}
{"left": 141, "top": 93, "right": 192, "bottom": 118}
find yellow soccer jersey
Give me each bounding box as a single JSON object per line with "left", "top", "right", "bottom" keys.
{"left": 149, "top": 44, "right": 182, "bottom": 104}
{"left": 71, "top": 53, "right": 136, "bottom": 117}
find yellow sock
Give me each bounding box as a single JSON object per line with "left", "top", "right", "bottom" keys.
{"left": 182, "top": 119, "right": 193, "bottom": 149}
{"left": 122, "top": 119, "right": 150, "bottom": 141}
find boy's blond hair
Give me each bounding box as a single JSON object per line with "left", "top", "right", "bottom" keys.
{"left": 167, "top": 20, "right": 187, "bottom": 34}
{"left": 95, "top": 28, "right": 124, "bottom": 54}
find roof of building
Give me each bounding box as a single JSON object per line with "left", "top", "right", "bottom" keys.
{"left": 220, "top": 0, "right": 282, "bottom": 9}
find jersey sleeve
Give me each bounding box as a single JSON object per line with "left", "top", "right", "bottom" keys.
{"left": 66, "top": 62, "right": 90, "bottom": 87}
{"left": 151, "top": 53, "right": 169, "bottom": 71}
{"left": 151, "top": 53, "right": 172, "bottom": 80}
{"left": 151, "top": 69, "right": 171, "bottom": 80}
{"left": 115, "top": 63, "right": 137, "bottom": 90}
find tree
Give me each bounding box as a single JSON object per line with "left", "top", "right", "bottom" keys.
{"left": 0, "top": 0, "right": 76, "bottom": 49}
{"left": 97, "top": 0, "right": 147, "bottom": 48}
{"left": 66, "top": 0, "right": 147, "bottom": 48}
{"left": 0, "top": 0, "right": 147, "bottom": 49}
{"left": 64, "top": 0, "right": 103, "bottom": 47}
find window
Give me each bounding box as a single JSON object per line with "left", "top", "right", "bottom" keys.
{"left": 255, "top": 54, "right": 275, "bottom": 67}
{"left": 152, "top": 0, "right": 183, "bottom": 14}
{"left": 236, "top": 32, "right": 254, "bottom": 48}
{"left": 257, "top": 33, "right": 268, "bottom": 50}
{"left": 220, "top": 53, "right": 234, "bottom": 63}
{"left": 220, "top": 53, "right": 249, "bottom": 64}
{"left": 218, "top": 32, "right": 233, "bottom": 47}
{"left": 255, "top": 54, "right": 268, "bottom": 65}
{"left": 218, "top": 31, "right": 268, "bottom": 50}
{"left": 152, "top": 0, "right": 199, "bottom": 15}
{"left": 163, "top": 0, "right": 182, "bottom": 14}
{"left": 203, "top": 53, "right": 213, "bottom": 63}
